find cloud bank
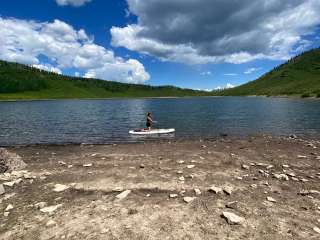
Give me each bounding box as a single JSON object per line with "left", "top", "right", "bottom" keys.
{"left": 56, "top": 0, "right": 91, "bottom": 7}
{"left": 111, "top": 0, "right": 320, "bottom": 64}
{"left": 0, "top": 17, "right": 150, "bottom": 84}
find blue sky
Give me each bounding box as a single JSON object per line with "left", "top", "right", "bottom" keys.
{"left": 0, "top": 0, "right": 319, "bottom": 90}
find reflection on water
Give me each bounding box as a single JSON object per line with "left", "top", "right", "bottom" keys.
{"left": 0, "top": 97, "right": 319, "bottom": 145}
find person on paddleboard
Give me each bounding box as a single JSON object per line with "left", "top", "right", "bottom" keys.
{"left": 146, "top": 112, "right": 153, "bottom": 130}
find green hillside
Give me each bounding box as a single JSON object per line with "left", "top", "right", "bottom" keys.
{"left": 217, "top": 48, "right": 320, "bottom": 97}
{"left": 0, "top": 60, "right": 209, "bottom": 100}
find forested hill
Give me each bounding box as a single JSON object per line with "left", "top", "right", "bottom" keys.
{"left": 217, "top": 48, "right": 320, "bottom": 97}
{"left": 0, "top": 60, "right": 209, "bottom": 100}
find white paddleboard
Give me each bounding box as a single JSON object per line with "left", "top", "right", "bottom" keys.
{"left": 129, "top": 128, "right": 175, "bottom": 135}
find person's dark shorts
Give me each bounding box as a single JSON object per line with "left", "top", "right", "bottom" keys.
{"left": 146, "top": 122, "right": 151, "bottom": 127}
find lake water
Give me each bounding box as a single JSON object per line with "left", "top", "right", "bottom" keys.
{"left": 0, "top": 97, "right": 319, "bottom": 146}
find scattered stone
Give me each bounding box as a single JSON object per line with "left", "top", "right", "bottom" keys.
{"left": 3, "top": 181, "right": 16, "bottom": 187}
{"left": 146, "top": 194, "right": 151, "bottom": 197}
{"left": 286, "top": 172, "right": 296, "bottom": 177}
{"left": 58, "top": 161, "right": 66, "bottom": 166}
{"left": 313, "top": 227, "right": 320, "bottom": 234}
{"left": 116, "top": 190, "right": 131, "bottom": 200}
{"left": 297, "top": 155, "right": 307, "bottom": 159}
{"left": 178, "top": 176, "right": 185, "bottom": 181}
{"left": 35, "top": 202, "right": 47, "bottom": 209}
{"left": 222, "top": 212, "right": 245, "bottom": 225}
{"left": 169, "top": 194, "right": 178, "bottom": 198}
{"left": 241, "top": 164, "right": 250, "bottom": 170}
{"left": 53, "top": 184, "right": 69, "bottom": 192}
{"left": 91, "top": 153, "right": 97, "bottom": 157}
{"left": 226, "top": 201, "right": 238, "bottom": 209}
{"left": 209, "top": 186, "right": 223, "bottom": 194}
{"left": 83, "top": 163, "right": 93, "bottom": 167}
{"left": 5, "top": 204, "right": 13, "bottom": 211}
{"left": 139, "top": 164, "right": 145, "bottom": 169}
{"left": 194, "top": 188, "right": 201, "bottom": 195}
{"left": 235, "top": 176, "right": 243, "bottom": 180}
{"left": 3, "top": 212, "right": 9, "bottom": 217}
{"left": 201, "top": 145, "right": 207, "bottom": 148}
{"left": 46, "top": 220, "right": 56, "bottom": 227}
{"left": 300, "top": 178, "right": 309, "bottom": 182}
{"left": 177, "top": 160, "right": 184, "bottom": 164}
{"left": 177, "top": 170, "right": 183, "bottom": 174}
{"left": 250, "top": 184, "right": 257, "bottom": 188}
{"left": 101, "top": 228, "right": 110, "bottom": 234}
{"left": 0, "top": 184, "right": 5, "bottom": 195}
{"left": 266, "top": 165, "right": 274, "bottom": 169}
{"left": 40, "top": 204, "right": 63, "bottom": 214}
{"left": 223, "top": 186, "right": 234, "bottom": 195}
{"left": 267, "top": 197, "right": 277, "bottom": 203}
{"left": 282, "top": 164, "right": 290, "bottom": 168}
{"left": 298, "top": 190, "right": 320, "bottom": 196}
{"left": 292, "top": 177, "right": 299, "bottom": 181}
{"left": 40, "top": 176, "right": 47, "bottom": 180}
{"left": 273, "top": 173, "right": 289, "bottom": 181}
{"left": 0, "top": 148, "right": 27, "bottom": 173}
{"left": 183, "top": 197, "right": 196, "bottom": 203}
{"left": 289, "top": 134, "right": 297, "bottom": 139}
{"left": 187, "top": 165, "right": 195, "bottom": 169}
{"left": 67, "top": 165, "right": 73, "bottom": 168}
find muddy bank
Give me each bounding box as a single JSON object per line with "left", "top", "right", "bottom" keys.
{"left": 1, "top": 136, "right": 320, "bottom": 240}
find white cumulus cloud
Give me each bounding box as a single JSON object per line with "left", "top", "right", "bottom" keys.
{"left": 56, "top": 0, "right": 91, "bottom": 7}
{"left": 244, "top": 67, "right": 262, "bottom": 74}
{"left": 32, "top": 64, "right": 62, "bottom": 74}
{"left": 0, "top": 17, "right": 150, "bottom": 84}
{"left": 111, "top": 0, "right": 320, "bottom": 64}
{"left": 215, "top": 83, "right": 236, "bottom": 90}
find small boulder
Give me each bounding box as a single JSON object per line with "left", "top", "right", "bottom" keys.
{"left": 40, "top": 204, "right": 63, "bottom": 214}
{"left": 222, "top": 212, "right": 245, "bottom": 225}
{"left": 241, "top": 164, "right": 250, "bottom": 170}
{"left": 83, "top": 163, "right": 93, "bottom": 167}
{"left": 0, "top": 148, "right": 27, "bottom": 173}
{"left": 226, "top": 201, "right": 238, "bottom": 209}
{"left": 313, "top": 227, "right": 320, "bottom": 234}
{"left": 5, "top": 204, "right": 14, "bottom": 211}
{"left": 116, "top": 190, "right": 131, "bottom": 200}
{"left": 194, "top": 188, "right": 201, "bottom": 195}
{"left": 183, "top": 197, "right": 196, "bottom": 203}
{"left": 187, "top": 165, "right": 195, "bottom": 169}
{"left": 223, "top": 186, "right": 234, "bottom": 195}
{"left": 53, "top": 184, "right": 69, "bottom": 192}
{"left": 209, "top": 186, "right": 222, "bottom": 194}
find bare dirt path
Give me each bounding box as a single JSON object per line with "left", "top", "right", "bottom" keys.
{"left": 1, "top": 136, "right": 320, "bottom": 239}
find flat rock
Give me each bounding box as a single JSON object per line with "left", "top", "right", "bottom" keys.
{"left": 3, "top": 181, "right": 16, "bottom": 187}
{"left": 241, "top": 164, "right": 250, "bottom": 170}
{"left": 116, "top": 190, "right": 131, "bottom": 200}
{"left": 273, "top": 173, "right": 289, "bottom": 181}
{"left": 177, "top": 160, "right": 184, "bottom": 164}
{"left": 267, "top": 196, "right": 277, "bottom": 203}
{"left": 3, "top": 212, "right": 10, "bottom": 217}
{"left": 209, "top": 186, "right": 223, "bottom": 194}
{"left": 53, "top": 184, "right": 69, "bottom": 192}
{"left": 83, "top": 163, "right": 93, "bottom": 167}
{"left": 40, "top": 204, "right": 63, "bottom": 213}
{"left": 183, "top": 197, "right": 196, "bottom": 203}
{"left": 0, "top": 184, "right": 5, "bottom": 195}
{"left": 169, "top": 194, "right": 178, "bottom": 198}
{"left": 46, "top": 220, "right": 56, "bottom": 227}
{"left": 282, "top": 164, "right": 290, "bottom": 168}
{"left": 222, "top": 212, "right": 245, "bottom": 225}
{"left": 187, "top": 165, "right": 195, "bottom": 169}
{"left": 313, "top": 227, "right": 320, "bottom": 234}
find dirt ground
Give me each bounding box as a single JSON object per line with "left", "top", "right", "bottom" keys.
{"left": 1, "top": 136, "right": 320, "bottom": 240}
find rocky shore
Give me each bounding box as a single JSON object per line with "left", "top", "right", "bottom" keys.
{"left": 1, "top": 136, "right": 320, "bottom": 239}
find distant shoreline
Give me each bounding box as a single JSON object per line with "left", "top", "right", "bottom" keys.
{"left": 0, "top": 95, "right": 319, "bottom": 102}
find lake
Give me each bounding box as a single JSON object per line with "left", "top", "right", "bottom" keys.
{"left": 0, "top": 97, "right": 319, "bottom": 146}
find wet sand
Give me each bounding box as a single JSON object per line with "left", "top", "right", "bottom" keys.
{"left": 1, "top": 136, "right": 320, "bottom": 239}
